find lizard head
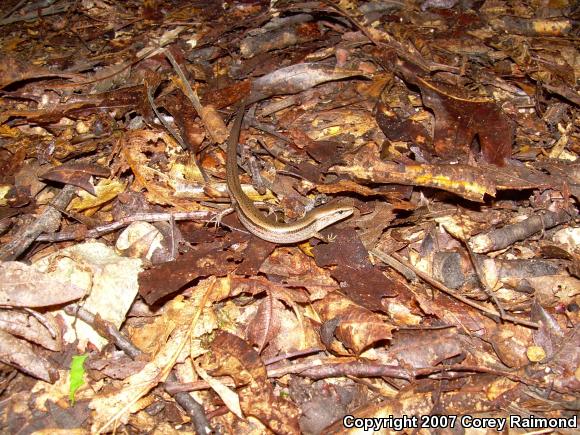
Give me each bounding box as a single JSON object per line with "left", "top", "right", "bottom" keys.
{"left": 314, "top": 205, "right": 354, "bottom": 231}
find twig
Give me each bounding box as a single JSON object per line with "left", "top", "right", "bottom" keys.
{"left": 390, "top": 252, "right": 539, "bottom": 329}
{"left": 465, "top": 243, "right": 507, "bottom": 319}
{"left": 256, "top": 289, "right": 274, "bottom": 354}
{"left": 166, "top": 374, "right": 212, "bottom": 435}
{"left": 319, "top": 0, "right": 379, "bottom": 46}
{"left": 64, "top": 304, "right": 141, "bottom": 359}
{"left": 24, "top": 308, "right": 59, "bottom": 339}
{"left": 164, "top": 49, "right": 203, "bottom": 114}
{"left": 1, "top": 0, "right": 27, "bottom": 20}
{"left": 54, "top": 27, "right": 188, "bottom": 88}
{"left": 163, "top": 48, "right": 213, "bottom": 180}
{"left": 371, "top": 248, "right": 417, "bottom": 282}
{"left": 0, "top": 3, "right": 68, "bottom": 25}
{"left": 167, "top": 356, "right": 573, "bottom": 396}
{"left": 262, "top": 347, "right": 324, "bottom": 365}
{"left": 268, "top": 359, "right": 412, "bottom": 380}
{"left": 0, "top": 185, "right": 77, "bottom": 260}
{"left": 35, "top": 210, "right": 219, "bottom": 242}
{"left": 414, "top": 364, "right": 571, "bottom": 393}
{"left": 146, "top": 84, "right": 187, "bottom": 149}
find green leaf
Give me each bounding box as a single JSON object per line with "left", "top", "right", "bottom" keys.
{"left": 69, "top": 354, "right": 88, "bottom": 405}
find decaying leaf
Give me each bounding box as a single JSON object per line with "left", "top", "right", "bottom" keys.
{"left": 0, "top": 329, "right": 59, "bottom": 383}
{"left": 417, "top": 76, "right": 514, "bottom": 166}
{"left": 67, "top": 179, "right": 126, "bottom": 214}
{"left": 203, "top": 331, "right": 301, "bottom": 434}
{"left": 248, "top": 62, "right": 370, "bottom": 104}
{"left": 314, "top": 292, "right": 395, "bottom": 355}
{"left": 90, "top": 277, "right": 220, "bottom": 432}
{"left": 41, "top": 162, "right": 110, "bottom": 195}
{"left": 0, "top": 261, "right": 86, "bottom": 307}
{"left": 33, "top": 242, "right": 141, "bottom": 350}
{"left": 0, "top": 309, "right": 62, "bottom": 351}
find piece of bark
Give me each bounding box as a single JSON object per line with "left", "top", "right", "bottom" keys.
{"left": 469, "top": 210, "right": 573, "bottom": 253}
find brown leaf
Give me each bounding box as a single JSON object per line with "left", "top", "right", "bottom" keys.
{"left": 0, "top": 329, "right": 59, "bottom": 382}
{"left": 314, "top": 292, "right": 396, "bottom": 354}
{"left": 246, "top": 297, "right": 282, "bottom": 351}
{"left": 0, "top": 309, "right": 62, "bottom": 351}
{"left": 204, "top": 331, "right": 300, "bottom": 435}
{"left": 417, "top": 77, "right": 513, "bottom": 166}
{"left": 41, "top": 162, "right": 111, "bottom": 195}
{"left": 0, "top": 146, "right": 26, "bottom": 183}
{"left": 314, "top": 228, "right": 401, "bottom": 311}
{"left": 240, "top": 20, "right": 322, "bottom": 59}
{"left": 375, "top": 101, "right": 433, "bottom": 154}
{"left": 259, "top": 247, "right": 338, "bottom": 298}
{"left": 0, "top": 54, "right": 78, "bottom": 89}
{"left": 199, "top": 104, "right": 228, "bottom": 144}
{"left": 414, "top": 290, "right": 494, "bottom": 335}
{"left": 0, "top": 85, "right": 147, "bottom": 124}
{"left": 138, "top": 233, "right": 273, "bottom": 304}
{"left": 332, "top": 143, "right": 497, "bottom": 202}
{"left": 490, "top": 324, "right": 533, "bottom": 368}
{"left": 385, "top": 329, "right": 465, "bottom": 369}
{"left": 229, "top": 276, "right": 311, "bottom": 304}
{"left": 159, "top": 91, "right": 204, "bottom": 152}
{"left": 0, "top": 262, "right": 87, "bottom": 307}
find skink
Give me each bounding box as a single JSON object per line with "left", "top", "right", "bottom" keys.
{"left": 226, "top": 103, "right": 354, "bottom": 244}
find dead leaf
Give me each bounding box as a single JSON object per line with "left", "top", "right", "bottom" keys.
{"left": 314, "top": 292, "right": 396, "bottom": 355}
{"left": 0, "top": 262, "right": 86, "bottom": 307}
{"left": 203, "top": 331, "right": 301, "bottom": 435}
{"left": 41, "top": 162, "right": 110, "bottom": 195}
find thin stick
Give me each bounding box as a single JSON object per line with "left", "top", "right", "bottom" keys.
{"left": 390, "top": 252, "right": 539, "bottom": 329}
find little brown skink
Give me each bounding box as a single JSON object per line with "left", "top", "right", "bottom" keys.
{"left": 226, "top": 103, "right": 353, "bottom": 244}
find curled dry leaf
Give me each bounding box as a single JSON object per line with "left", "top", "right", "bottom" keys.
{"left": 248, "top": 62, "right": 370, "bottom": 104}
{"left": 0, "top": 329, "right": 59, "bottom": 383}
{"left": 381, "top": 329, "right": 465, "bottom": 370}
{"left": 0, "top": 54, "right": 79, "bottom": 90}
{"left": 119, "top": 129, "right": 204, "bottom": 208}
{"left": 0, "top": 309, "right": 62, "bottom": 351}
{"left": 193, "top": 361, "right": 243, "bottom": 419}
{"left": 203, "top": 331, "right": 300, "bottom": 435}
{"left": 115, "top": 221, "right": 164, "bottom": 261}
{"left": 525, "top": 275, "right": 579, "bottom": 307}
{"left": 246, "top": 296, "right": 282, "bottom": 352}
{"left": 240, "top": 18, "right": 321, "bottom": 59}
{"left": 199, "top": 104, "right": 228, "bottom": 144}
{"left": 40, "top": 162, "right": 110, "bottom": 196}
{"left": 67, "top": 179, "right": 126, "bottom": 214}
{"left": 314, "top": 292, "right": 395, "bottom": 355}
{"left": 246, "top": 294, "right": 321, "bottom": 358}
